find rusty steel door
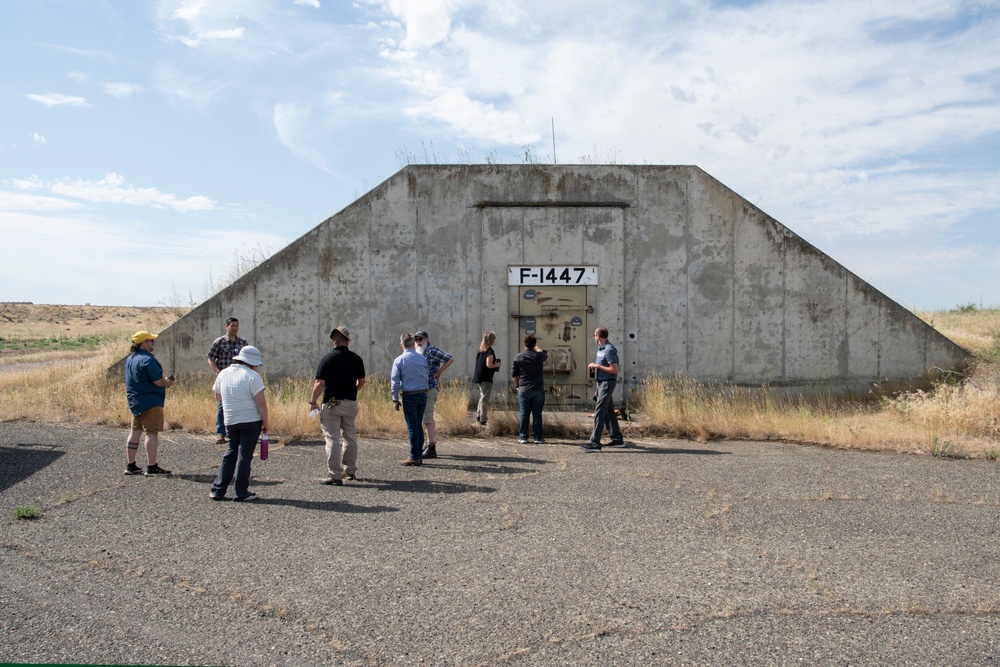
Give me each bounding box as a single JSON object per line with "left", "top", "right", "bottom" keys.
{"left": 517, "top": 285, "right": 590, "bottom": 403}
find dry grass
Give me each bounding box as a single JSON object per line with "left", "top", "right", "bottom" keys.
{"left": 2, "top": 305, "right": 999, "bottom": 458}
{"left": 631, "top": 370, "right": 1000, "bottom": 458}
{"left": 915, "top": 307, "right": 1000, "bottom": 362}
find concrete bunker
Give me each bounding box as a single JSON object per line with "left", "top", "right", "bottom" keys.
{"left": 148, "top": 165, "right": 970, "bottom": 406}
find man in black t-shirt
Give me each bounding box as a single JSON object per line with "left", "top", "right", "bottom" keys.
{"left": 511, "top": 335, "right": 548, "bottom": 444}
{"left": 309, "top": 326, "right": 366, "bottom": 485}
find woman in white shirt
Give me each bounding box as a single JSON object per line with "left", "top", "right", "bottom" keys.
{"left": 209, "top": 346, "right": 268, "bottom": 502}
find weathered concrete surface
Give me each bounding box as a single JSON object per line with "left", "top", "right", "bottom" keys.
{"left": 1, "top": 421, "right": 998, "bottom": 666}
{"left": 150, "top": 165, "right": 968, "bottom": 396}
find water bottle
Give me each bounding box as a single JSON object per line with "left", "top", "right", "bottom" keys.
{"left": 260, "top": 430, "right": 269, "bottom": 461}
{"left": 309, "top": 408, "right": 320, "bottom": 418}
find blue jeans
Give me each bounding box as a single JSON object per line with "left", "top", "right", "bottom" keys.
{"left": 590, "top": 379, "right": 623, "bottom": 446}
{"left": 518, "top": 388, "right": 545, "bottom": 441}
{"left": 215, "top": 401, "right": 226, "bottom": 436}
{"left": 211, "top": 420, "right": 262, "bottom": 499}
{"left": 402, "top": 393, "right": 427, "bottom": 461}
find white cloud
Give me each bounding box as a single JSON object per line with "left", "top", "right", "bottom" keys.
{"left": 11, "top": 174, "right": 218, "bottom": 212}
{"left": 273, "top": 103, "right": 334, "bottom": 173}
{"left": 0, "top": 189, "right": 84, "bottom": 213}
{"left": 67, "top": 71, "right": 89, "bottom": 83}
{"left": 103, "top": 82, "right": 144, "bottom": 98}
{"left": 402, "top": 70, "right": 538, "bottom": 144}
{"left": 294, "top": 0, "right": 321, "bottom": 7}
{"left": 375, "top": 0, "right": 459, "bottom": 50}
{"left": 199, "top": 27, "right": 245, "bottom": 40}
{"left": 158, "top": 0, "right": 262, "bottom": 47}
{"left": 32, "top": 133, "right": 46, "bottom": 144}
{"left": 26, "top": 92, "right": 88, "bottom": 107}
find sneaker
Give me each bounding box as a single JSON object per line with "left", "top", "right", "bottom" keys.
{"left": 321, "top": 476, "right": 343, "bottom": 486}
{"left": 580, "top": 443, "right": 602, "bottom": 453}
{"left": 422, "top": 443, "right": 437, "bottom": 459}
{"left": 518, "top": 438, "right": 528, "bottom": 444}
{"left": 145, "top": 464, "right": 171, "bottom": 476}
{"left": 533, "top": 439, "right": 545, "bottom": 444}
{"left": 233, "top": 493, "right": 257, "bottom": 502}
{"left": 124, "top": 463, "right": 142, "bottom": 475}
{"left": 209, "top": 492, "right": 227, "bottom": 501}
{"left": 400, "top": 458, "right": 422, "bottom": 466}
{"left": 215, "top": 435, "right": 227, "bottom": 444}
{"left": 606, "top": 440, "right": 627, "bottom": 449}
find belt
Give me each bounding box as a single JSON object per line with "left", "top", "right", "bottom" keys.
{"left": 401, "top": 390, "right": 427, "bottom": 395}
{"left": 323, "top": 398, "right": 355, "bottom": 406}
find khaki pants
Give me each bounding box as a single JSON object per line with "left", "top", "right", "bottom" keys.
{"left": 320, "top": 400, "right": 359, "bottom": 477}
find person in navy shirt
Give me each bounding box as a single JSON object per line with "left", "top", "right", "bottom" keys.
{"left": 124, "top": 331, "right": 176, "bottom": 476}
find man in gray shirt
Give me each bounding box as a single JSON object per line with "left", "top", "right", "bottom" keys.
{"left": 511, "top": 334, "right": 547, "bottom": 444}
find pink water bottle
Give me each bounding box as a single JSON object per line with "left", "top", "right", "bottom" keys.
{"left": 260, "top": 430, "right": 269, "bottom": 461}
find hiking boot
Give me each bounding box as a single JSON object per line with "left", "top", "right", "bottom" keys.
{"left": 124, "top": 463, "right": 143, "bottom": 475}
{"left": 422, "top": 443, "right": 437, "bottom": 459}
{"left": 580, "top": 443, "right": 602, "bottom": 453}
{"left": 145, "top": 464, "right": 171, "bottom": 476}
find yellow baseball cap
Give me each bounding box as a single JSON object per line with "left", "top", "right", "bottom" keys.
{"left": 132, "top": 331, "right": 158, "bottom": 344}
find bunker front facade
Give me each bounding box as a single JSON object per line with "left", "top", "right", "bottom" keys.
{"left": 152, "top": 165, "right": 968, "bottom": 403}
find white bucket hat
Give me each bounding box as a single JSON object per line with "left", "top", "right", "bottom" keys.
{"left": 233, "top": 346, "right": 263, "bottom": 367}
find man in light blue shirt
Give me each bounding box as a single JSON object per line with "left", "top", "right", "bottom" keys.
{"left": 391, "top": 333, "right": 430, "bottom": 465}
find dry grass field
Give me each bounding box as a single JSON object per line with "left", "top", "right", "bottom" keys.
{"left": 1, "top": 302, "right": 998, "bottom": 460}
{"left": 0, "top": 303, "right": 186, "bottom": 363}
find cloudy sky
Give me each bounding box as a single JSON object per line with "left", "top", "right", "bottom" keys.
{"left": 2, "top": 0, "right": 998, "bottom": 309}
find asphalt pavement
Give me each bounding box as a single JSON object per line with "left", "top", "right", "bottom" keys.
{"left": 1, "top": 419, "right": 998, "bottom": 666}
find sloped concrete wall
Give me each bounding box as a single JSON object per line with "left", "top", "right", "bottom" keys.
{"left": 150, "top": 165, "right": 969, "bottom": 396}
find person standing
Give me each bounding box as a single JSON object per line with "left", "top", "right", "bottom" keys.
{"left": 207, "top": 317, "right": 248, "bottom": 444}
{"left": 309, "top": 326, "right": 367, "bottom": 485}
{"left": 582, "top": 327, "right": 626, "bottom": 452}
{"left": 511, "top": 335, "right": 547, "bottom": 444}
{"left": 471, "top": 331, "right": 501, "bottom": 425}
{"left": 210, "top": 346, "right": 268, "bottom": 502}
{"left": 413, "top": 329, "right": 453, "bottom": 459}
{"left": 124, "top": 331, "right": 175, "bottom": 477}
{"left": 391, "top": 333, "right": 430, "bottom": 466}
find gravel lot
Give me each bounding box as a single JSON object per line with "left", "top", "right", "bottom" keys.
{"left": 1, "top": 419, "right": 998, "bottom": 666}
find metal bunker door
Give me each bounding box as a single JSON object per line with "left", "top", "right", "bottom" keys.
{"left": 517, "top": 285, "right": 590, "bottom": 404}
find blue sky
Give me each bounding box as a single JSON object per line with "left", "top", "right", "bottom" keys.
{"left": 2, "top": 0, "right": 998, "bottom": 310}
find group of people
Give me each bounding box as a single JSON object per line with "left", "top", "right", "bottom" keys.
{"left": 507, "top": 327, "right": 625, "bottom": 451}
{"left": 123, "top": 319, "right": 625, "bottom": 501}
